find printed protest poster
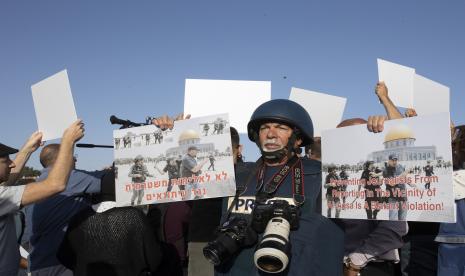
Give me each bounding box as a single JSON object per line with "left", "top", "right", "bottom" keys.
{"left": 113, "top": 114, "right": 236, "bottom": 206}
{"left": 321, "top": 113, "right": 454, "bottom": 222}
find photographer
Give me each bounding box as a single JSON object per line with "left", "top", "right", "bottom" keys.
{"left": 210, "top": 99, "right": 344, "bottom": 276}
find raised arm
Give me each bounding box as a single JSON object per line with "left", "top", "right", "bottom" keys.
{"left": 375, "top": 81, "right": 403, "bottom": 120}
{"left": 21, "top": 120, "right": 85, "bottom": 206}
{"left": 3, "top": 131, "right": 42, "bottom": 186}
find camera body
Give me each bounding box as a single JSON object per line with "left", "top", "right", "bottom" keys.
{"left": 251, "top": 200, "right": 299, "bottom": 233}
{"left": 203, "top": 216, "right": 257, "bottom": 266}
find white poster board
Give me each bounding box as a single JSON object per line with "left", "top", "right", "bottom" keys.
{"left": 413, "top": 74, "right": 450, "bottom": 115}
{"left": 377, "top": 58, "right": 415, "bottom": 108}
{"left": 31, "top": 70, "right": 77, "bottom": 141}
{"left": 321, "top": 113, "right": 454, "bottom": 222}
{"left": 289, "top": 87, "right": 346, "bottom": 136}
{"left": 114, "top": 114, "right": 236, "bottom": 206}
{"left": 184, "top": 79, "right": 271, "bottom": 133}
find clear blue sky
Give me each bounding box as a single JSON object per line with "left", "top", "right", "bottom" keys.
{"left": 1, "top": 0, "right": 464, "bottom": 170}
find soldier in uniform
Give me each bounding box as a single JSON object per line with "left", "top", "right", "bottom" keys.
{"left": 128, "top": 155, "right": 153, "bottom": 205}
{"left": 325, "top": 166, "right": 341, "bottom": 218}
{"left": 114, "top": 137, "right": 120, "bottom": 149}
{"left": 207, "top": 154, "right": 216, "bottom": 171}
{"left": 145, "top": 133, "right": 151, "bottom": 145}
{"left": 154, "top": 131, "right": 160, "bottom": 144}
{"left": 155, "top": 158, "right": 182, "bottom": 193}
{"left": 360, "top": 161, "right": 383, "bottom": 219}
{"left": 158, "top": 130, "right": 164, "bottom": 144}
{"left": 203, "top": 123, "right": 210, "bottom": 136}
{"left": 424, "top": 160, "right": 434, "bottom": 190}
{"left": 123, "top": 136, "right": 131, "bottom": 148}
{"left": 213, "top": 118, "right": 225, "bottom": 135}
{"left": 339, "top": 165, "right": 350, "bottom": 206}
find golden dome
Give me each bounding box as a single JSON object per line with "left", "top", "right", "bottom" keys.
{"left": 179, "top": 129, "right": 200, "bottom": 141}
{"left": 384, "top": 124, "right": 415, "bottom": 142}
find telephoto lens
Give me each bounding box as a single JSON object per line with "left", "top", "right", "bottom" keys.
{"left": 254, "top": 217, "right": 291, "bottom": 273}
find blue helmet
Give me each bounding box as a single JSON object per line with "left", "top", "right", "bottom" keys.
{"left": 247, "top": 99, "right": 314, "bottom": 146}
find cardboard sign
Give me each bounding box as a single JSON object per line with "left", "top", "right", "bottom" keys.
{"left": 289, "top": 87, "right": 346, "bottom": 136}
{"left": 113, "top": 114, "right": 236, "bottom": 206}
{"left": 184, "top": 79, "right": 271, "bottom": 133}
{"left": 31, "top": 69, "right": 77, "bottom": 141}
{"left": 413, "top": 73, "right": 450, "bottom": 115}
{"left": 377, "top": 58, "right": 415, "bottom": 108}
{"left": 321, "top": 113, "right": 454, "bottom": 222}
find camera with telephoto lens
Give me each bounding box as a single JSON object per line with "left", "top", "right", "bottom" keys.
{"left": 203, "top": 216, "right": 258, "bottom": 266}
{"left": 251, "top": 200, "right": 300, "bottom": 274}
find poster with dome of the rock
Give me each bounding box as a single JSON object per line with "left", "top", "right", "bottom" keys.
{"left": 113, "top": 113, "right": 236, "bottom": 206}
{"left": 321, "top": 112, "right": 455, "bottom": 222}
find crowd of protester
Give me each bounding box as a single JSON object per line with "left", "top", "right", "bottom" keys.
{"left": 1, "top": 82, "right": 464, "bottom": 276}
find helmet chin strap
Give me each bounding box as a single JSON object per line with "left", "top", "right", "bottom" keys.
{"left": 255, "top": 132, "right": 298, "bottom": 164}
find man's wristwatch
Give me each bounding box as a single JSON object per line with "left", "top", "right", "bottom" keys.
{"left": 344, "top": 257, "right": 362, "bottom": 275}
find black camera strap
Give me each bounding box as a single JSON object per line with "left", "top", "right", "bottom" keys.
{"left": 256, "top": 155, "right": 298, "bottom": 192}
{"left": 255, "top": 155, "right": 305, "bottom": 206}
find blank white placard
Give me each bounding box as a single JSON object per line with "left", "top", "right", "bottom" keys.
{"left": 378, "top": 58, "right": 415, "bottom": 108}
{"left": 31, "top": 69, "right": 77, "bottom": 141}
{"left": 184, "top": 79, "right": 271, "bottom": 133}
{"left": 413, "top": 74, "right": 450, "bottom": 115}
{"left": 289, "top": 87, "right": 346, "bottom": 137}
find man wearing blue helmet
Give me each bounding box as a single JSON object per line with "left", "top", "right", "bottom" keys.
{"left": 211, "top": 99, "right": 344, "bottom": 276}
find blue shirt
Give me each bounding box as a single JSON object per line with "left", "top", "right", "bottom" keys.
{"left": 24, "top": 168, "right": 104, "bottom": 271}
{"left": 215, "top": 159, "right": 344, "bottom": 276}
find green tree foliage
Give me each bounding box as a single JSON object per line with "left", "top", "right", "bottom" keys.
{"left": 20, "top": 166, "right": 41, "bottom": 178}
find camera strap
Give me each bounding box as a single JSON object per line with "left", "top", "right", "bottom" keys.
{"left": 255, "top": 155, "right": 305, "bottom": 206}
{"left": 292, "top": 160, "right": 305, "bottom": 206}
